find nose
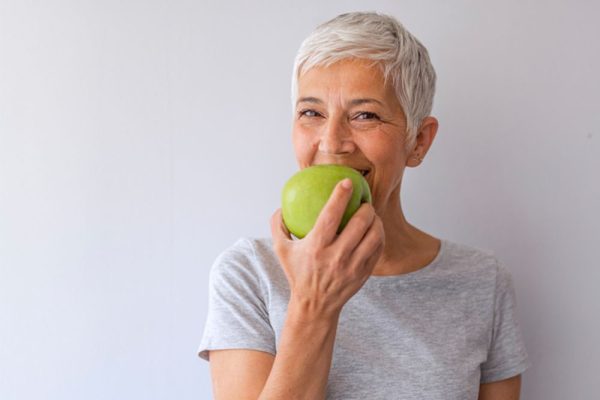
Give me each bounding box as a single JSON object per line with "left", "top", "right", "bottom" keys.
{"left": 318, "top": 117, "right": 356, "bottom": 155}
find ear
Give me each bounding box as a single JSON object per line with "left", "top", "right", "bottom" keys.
{"left": 406, "top": 116, "right": 439, "bottom": 167}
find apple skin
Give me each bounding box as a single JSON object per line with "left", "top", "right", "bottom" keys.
{"left": 281, "top": 164, "right": 372, "bottom": 239}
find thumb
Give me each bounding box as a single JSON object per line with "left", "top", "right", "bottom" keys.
{"left": 270, "top": 208, "right": 292, "bottom": 248}
{"left": 270, "top": 209, "right": 295, "bottom": 284}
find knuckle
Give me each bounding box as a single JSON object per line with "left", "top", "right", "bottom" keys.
{"left": 348, "top": 269, "right": 360, "bottom": 283}
{"left": 323, "top": 214, "right": 337, "bottom": 230}
{"left": 363, "top": 205, "right": 376, "bottom": 221}
{"left": 330, "top": 251, "right": 347, "bottom": 270}
{"left": 306, "top": 244, "right": 325, "bottom": 261}
{"left": 306, "top": 246, "right": 319, "bottom": 260}
{"left": 353, "top": 205, "right": 372, "bottom": 227}
{"left": 317, "top": 210, "right": 336, "bottom": 229}
{"left": 355, "top": 204, "right": 368, "bottom": 218}
{"left": 362, "top": 202, "right": 375, "bottom": 213}
{"left": 350, "top": 264, "right": 365, "bottom": 280}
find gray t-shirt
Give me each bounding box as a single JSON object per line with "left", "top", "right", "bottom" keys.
{"left": 198, "top": 237, "right": 531, "bottom": 399}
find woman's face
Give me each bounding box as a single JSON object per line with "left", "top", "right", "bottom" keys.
{"left": 292, "top": 58, "right": 418, "bottom": 214}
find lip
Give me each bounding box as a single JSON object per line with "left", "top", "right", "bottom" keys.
{"left": 311, "top": 163, "right": 371, "bottom": 177}
{"left": 347, "top": 166, "right": 372, "bottom": 180}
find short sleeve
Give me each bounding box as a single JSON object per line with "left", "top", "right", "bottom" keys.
{"left": 480, "top": 261, "right": 532, "bottom": 383}
{"left": 197, "top": 238, "right": 276, "bottom": 361}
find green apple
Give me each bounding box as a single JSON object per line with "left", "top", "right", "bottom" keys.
{"left": 281, "top": 164, "right": 372, "bottom": 239}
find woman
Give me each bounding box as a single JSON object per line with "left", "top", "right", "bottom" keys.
{"left": 198, "top": 12, "right": 530, "bottom": 400}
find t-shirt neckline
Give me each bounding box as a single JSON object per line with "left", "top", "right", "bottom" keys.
{"left": 364, "top": 238, "right": 447, "bottom": 284}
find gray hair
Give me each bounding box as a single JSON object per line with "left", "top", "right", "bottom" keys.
{"left": 291, "top": 12, "right": 436, "bottom": 150}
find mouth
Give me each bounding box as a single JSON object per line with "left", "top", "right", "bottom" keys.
{"left": 310, "top": 163, "right": 371, "bottom": 179}
{"left": 357, "top": 169, "right": 370, "bottom": 178}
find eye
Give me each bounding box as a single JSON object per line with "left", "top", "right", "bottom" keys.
{"left": 298, "top": 109, "right": 321, "bottom": 118}
{"left": 355, "top": 111, "right": 380, "bottom": 120}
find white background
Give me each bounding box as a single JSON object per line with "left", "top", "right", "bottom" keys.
{"left": 1, "top": 1, "right": 599, "bottom": 399}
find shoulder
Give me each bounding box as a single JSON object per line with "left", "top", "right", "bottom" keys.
{"left": 209, "top": 237, "right": 283, "bottom": 291}
{"left": 436, "top": 240, "right": 521, "bottom": 325}
{"left": 212, "top": 237, "right": 278, "bottom": 269}
{"left": 438, "top": 239, "right": 513, "bottom": 290}
{"left": 442, "top": 239, "right": 497, "bottom": 269}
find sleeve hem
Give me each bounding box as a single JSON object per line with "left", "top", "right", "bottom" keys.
{"left": 481, "top": 358, "right": 532, "bottom": 383}
{"left": 198, "top": 341, "right": 276, "bottom": 362}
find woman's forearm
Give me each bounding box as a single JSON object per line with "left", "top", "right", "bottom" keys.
{"left": 258, "top": 300, "right": 340, "bottom": 400}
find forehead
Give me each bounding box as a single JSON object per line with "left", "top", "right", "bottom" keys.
{"left": 297, "top": 58, "right": 395, "bottom": 101}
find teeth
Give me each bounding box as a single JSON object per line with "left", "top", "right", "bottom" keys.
{"left": 347, "top": 166, "right": 369, "bottom": 176}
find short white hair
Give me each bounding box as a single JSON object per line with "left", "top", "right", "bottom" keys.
{"left": 291, "top": 12, "right": 436, "bottom": 150}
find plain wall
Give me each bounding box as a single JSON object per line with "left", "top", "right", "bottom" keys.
{"left": 1, "top": 1, "right": 599, "bottom": 399}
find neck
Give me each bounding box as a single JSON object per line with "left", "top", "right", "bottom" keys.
{"left": 372, "top": 190, "right": 440, "bottom": 276}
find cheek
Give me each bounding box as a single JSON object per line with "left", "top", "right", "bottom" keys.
{"left": 377, "top": 134, "right": 405, "bottom": 163}
{"left": 357, "top": 136, "right": 398, "bottom": 166}
{"left": 292, "top": 127, "right": 317, "bottom": 168}
{"left": 358, "top": 136, "right": 406, "bottom": 189}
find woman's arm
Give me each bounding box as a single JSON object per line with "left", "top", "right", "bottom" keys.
{"left": 257, "top": 302, "right": 340, "bottom": 400}
{"left": 209, "top": 179, "right": 384, "bottom": 400}
{"left": 478, "top": 375, "right": 521, "bottom": 400}
{"left": 209, "top": 350, "right": 274, "bottom": 400}
{"left": 209, "top": 308, "right": 338, "bottom": 400}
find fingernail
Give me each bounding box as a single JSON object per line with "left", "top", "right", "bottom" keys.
{"left": 341, "top": 178, "right": 352, "bottom": 189}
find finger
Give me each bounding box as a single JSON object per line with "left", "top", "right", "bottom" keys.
{"left": 363, "top": 238, "right": 384, "bottom": 275}
{"left": 352, "top": 239, "right": 384, "bottom": 288}
{"left": 270, "top": 209, "right": 291, "bottom": 250}
{"left": 350, "top": 216, "right": 385, "bottom": 272}
{"left": 335, "top": 203, "right": 375, "bottom": 252}
{"left": 310, "top": 178, "right": 354, "bottom": 245}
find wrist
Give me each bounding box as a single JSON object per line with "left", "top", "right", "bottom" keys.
{"left": 287, "top": 297, "right": 342, "bottom": 326}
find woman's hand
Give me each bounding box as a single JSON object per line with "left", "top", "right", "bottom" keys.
{"left": 271, "top": 178, "right": 385, "bottom": 320}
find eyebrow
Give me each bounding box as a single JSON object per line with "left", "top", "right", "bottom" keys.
{"left": 349, "top": 98, "right": 384, "bottom": 107}
{"left": 296, "top": 97, "right": 384, "bottom": 107}
{"left": 296, "top": 97, "right": 323, "bottom": 106}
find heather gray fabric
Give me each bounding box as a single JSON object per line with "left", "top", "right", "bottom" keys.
{"left": 198, "top": 237, "right": 531, "bottom": 399}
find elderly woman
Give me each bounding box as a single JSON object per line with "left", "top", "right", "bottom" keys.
{"left": 198, "top": 11, "right": 530, "bottom": 400}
